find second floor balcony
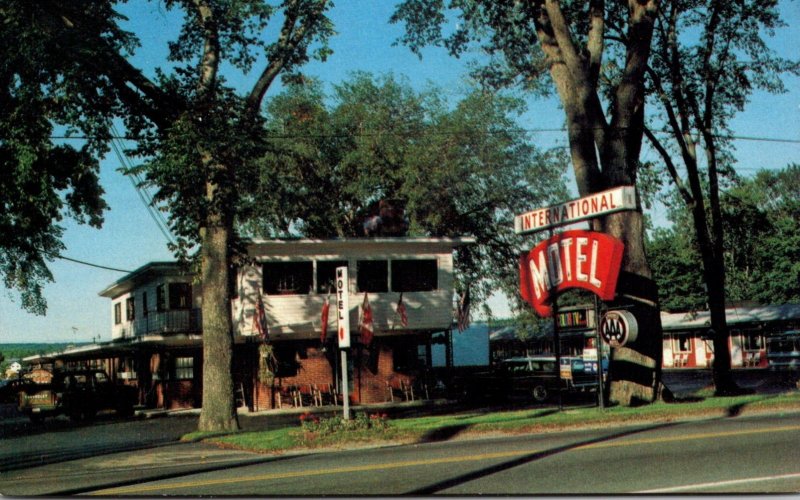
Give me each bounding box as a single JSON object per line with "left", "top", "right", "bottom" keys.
{"left": 127, "top": 308, "right": 202, "bottom": 338}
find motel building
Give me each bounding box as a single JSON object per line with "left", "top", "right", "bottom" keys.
{"left": 487, "top": 303, "right": 800, "bottom": 373}
{"left": 25, "top": 237, "right": 474, "bottom": 411}
{"left": 660, "top": 303, "right": 800, "bottom": 370}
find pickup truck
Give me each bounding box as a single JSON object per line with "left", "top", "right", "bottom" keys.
{"left": 18, "top": 368, "right": 137, "bottom": 422}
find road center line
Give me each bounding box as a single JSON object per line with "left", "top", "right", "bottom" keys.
{"left": 636, "top": 472, "right": 800, "bottom": 493}
{"left": 90, "top": 423, "right": 800, "bottom": 495}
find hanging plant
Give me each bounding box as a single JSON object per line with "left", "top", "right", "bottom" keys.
{"left": 258, "top": 342, "right": 277, "bottom": 385}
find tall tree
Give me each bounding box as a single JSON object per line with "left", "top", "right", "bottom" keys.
{"left": 1, "top": 2, "right": 109, "bottom": 315}
{"left": 648, "top": 165, "right": 800, "bottom": 310}
{"left": 393, "top": 1, "right": 663, "bottom": 405}
{"left": 243, "top": 73, "right": 569, "bottom": 308}
{"left": 643, "top": 0, "right": 799, "bottom": 394}
{"left": 1, "top": 0, "right": 333, "bottom": 431}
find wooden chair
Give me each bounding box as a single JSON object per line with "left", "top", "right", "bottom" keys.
{"left": 314, "top": 383, "right": 337, "bottom": 406}
{"left": 400, "top": 379, "right": 414, "bottom": 401}
{"left": 275, "top": 385, "right": 296, "bottom": 409}
{"left": 386, "top": 379, "right": 405, "bottom": 402}
{"left": 297, "top": 384, "right": 318, "bottom": 407}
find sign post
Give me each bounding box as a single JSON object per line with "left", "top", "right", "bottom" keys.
{"left": 336, "top": 266, "right": 351, "bottom": 420}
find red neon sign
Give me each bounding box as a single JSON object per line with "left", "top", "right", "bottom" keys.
{"left": 519, "top": 230, "right": 624, "bottom": 317}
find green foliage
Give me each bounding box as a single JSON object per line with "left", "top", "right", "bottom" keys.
{"left": 245, "top": 73, "right": 568, "bottom": 308}
{"left": 0, "top": 1, "right": 116, "bottom": 314}
{"left": 648, "top": 165, "right": 800, "bottom": 309}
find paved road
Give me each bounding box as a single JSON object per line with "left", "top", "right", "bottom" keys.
{"left": 3, "top": 412, "right": 798, "bottom": 495}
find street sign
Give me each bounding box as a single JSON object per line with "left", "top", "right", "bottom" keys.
{"left": 600, "top": 310, "right": 639, "bottom": 347}
{"left": 514, "top": 186, "right": 637, "bottom": 234}
{"left": 336, "top": 266, "right": 351, "bottom": 348}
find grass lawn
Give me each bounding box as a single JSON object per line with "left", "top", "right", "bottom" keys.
{"left": 190, "top": 391, "right": 800, "bottom": 454}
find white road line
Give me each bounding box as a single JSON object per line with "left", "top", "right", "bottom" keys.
{"left": 636, "top": 472, "right": 800, "bottom": 493}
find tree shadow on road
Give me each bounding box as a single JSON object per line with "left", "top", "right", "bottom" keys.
{"left": 407, "top": 421, "right": 681, "bottom": 495}
{"left": 417, "top": 408, "right": 562, "bottom": 443}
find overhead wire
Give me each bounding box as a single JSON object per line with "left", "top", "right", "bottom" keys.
{"left": 40, "top": 249, "right": 134, "bottom": 273}
{"left": 108, "top": 125, "right": 176, "bottom": 247}
{"left": 49, "top": 129, "right": 800, "bottom": 144}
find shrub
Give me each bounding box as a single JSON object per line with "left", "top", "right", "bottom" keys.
{"left": 298, "top": 412, "right": 390, "bottom": 439}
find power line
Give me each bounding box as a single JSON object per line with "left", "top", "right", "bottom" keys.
{"left": 43, "top": 251, "right": 133, "bottom": 273}
{"left": 49, "top": 129, "right": 800, "bottom": 144}
{"left": 108, "top": 127, "right": 176, "bottom": 246}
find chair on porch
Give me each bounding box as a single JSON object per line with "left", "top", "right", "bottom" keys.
{"left": 297, "top": 384, "right": 319, "bottom": 407}
{"left": 385, "top": 379, "right": 405, "bottom": 402}
{"left": 314, "top": 383, "right": 337, "bottom": 406}
{"left": 275, "top": 385, "right": 298, "bottom": 409}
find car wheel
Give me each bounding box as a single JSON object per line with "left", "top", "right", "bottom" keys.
{"left": 69, "top": 408, "right": 83, "bottom": 422}
{"left": 532, "top": 385, "right": 549, "bottom": 402}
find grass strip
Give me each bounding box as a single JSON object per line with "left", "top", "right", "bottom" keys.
{"left": 200, "top": 392, "right": 800, "bottom": 454}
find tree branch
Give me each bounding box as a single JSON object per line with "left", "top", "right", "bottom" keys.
{"left": 246, "top": 0, "right": 328, "bottom": 115}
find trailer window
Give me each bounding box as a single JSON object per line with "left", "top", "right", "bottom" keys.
{"left": 391, "top": 259, "right": 438, "bottom": 292}
{"left": 317, "top": 260, "right": 348, "bottom": 294}
{"left": 672, "top": 336, "right": 692, "bottom": 353}
{"left": 263, "top": 262, "right": 313, "bottom": 295}
{"left": 357, "top": 260, "right": 388, "bottom": 293}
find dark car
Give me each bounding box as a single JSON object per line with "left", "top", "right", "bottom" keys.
{"left": 497, "top": 356, "right": 561, "bottom": 402}
{"left": 456, "top": 356, "right": 561, "bottom": 403}
{"left": 18, "top": 369, "right": 137, "bottom": 422}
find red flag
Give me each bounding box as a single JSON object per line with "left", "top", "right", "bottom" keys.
{"left": 253, "top": 292, "right": 269, "bottom": 340}
{"left": 320, "top": 293, "right": 331, "bottom": 343}
{"left": 360, "top": 293, "right": 374, "bottom": 346}
{"left": 396, "top": 292, "right": 408, "bottom": 328}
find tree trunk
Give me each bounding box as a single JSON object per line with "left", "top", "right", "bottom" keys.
{"left": 198, "top": 217, "right": 239, "bottom": 432}
{"left": 599, "top": 207, "right": 663, "bottom": 406}
{"left": 705, "top": 248, "right": 738, "bottom": 394}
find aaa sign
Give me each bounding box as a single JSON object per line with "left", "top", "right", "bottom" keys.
{"left": 519, "top": 230, "right": 625, "bottom": 317}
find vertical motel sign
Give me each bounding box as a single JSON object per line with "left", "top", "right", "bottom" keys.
{"left": 336, "top": 266, "right": 351, "bottom": 419}
{"left": 515, "top": 186, "right": 635, "bottom": 319}
{"left": 336, "top": 266, "right": 351, "bottom": 348}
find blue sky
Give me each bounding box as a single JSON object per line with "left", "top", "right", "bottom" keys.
{"left": 1, "top": 1, "right": 798, "bottom": 344}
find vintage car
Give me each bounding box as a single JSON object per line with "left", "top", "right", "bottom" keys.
{"left": 18, "top": 368, "right": 137, "bottom": 422}
{"left": 454, "top": 356, "right": 561, "bottom": 403}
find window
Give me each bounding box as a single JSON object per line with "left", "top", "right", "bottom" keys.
{"left": 391, "top": 259, "right": 438, "bottom": 292}
{"left": 263, "top": 262, "right": 313, "bottom": 295}
{"left": 317, "top": 260, "right": 348, "bottom": 294}
{"left": 169, "top": 283, "right": 192, "bottom": 309}
{"left": 126, "top": 297, "right": 135, "bottom": 321}
{"left": 174, "top": 357, "right": 194, "bottom": 380}
{"left": 142, "top": 291, "right": 148, "bottom": 317}
{"left": 114, "top": 303, "right": 122, "bottom": 325}
{"left": 357, "top": 260, "right": 388, "bottom": 293}
{"left": 743, "top": 332, "right": 763, "bottom": 351}
{"left": 393, "top": 343, "right": 422, "bottom": 371}
{"left": 672, "top": 336, "right": 692, "bottom": 353}
{"left": 156, "top": 284, "right": 166, "bottom": 312}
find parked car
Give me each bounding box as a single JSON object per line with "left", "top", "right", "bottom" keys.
{"left": 454, "top": 356, "right": 561, "bottom": 403}
{"left": 18, "top": 368, "right": 137, "bottom": 422}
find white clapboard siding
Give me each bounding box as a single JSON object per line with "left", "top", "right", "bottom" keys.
{"left": 233, "top": 238, "right": 470, "bottom": 340}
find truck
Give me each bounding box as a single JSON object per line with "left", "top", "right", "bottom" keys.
{"left": 18, "top": 368, "right": 137, "bottom": 422}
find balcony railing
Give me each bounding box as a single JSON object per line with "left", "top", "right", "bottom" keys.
{"left": 132, "top": 308, "right": 202, "bottom": 336}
